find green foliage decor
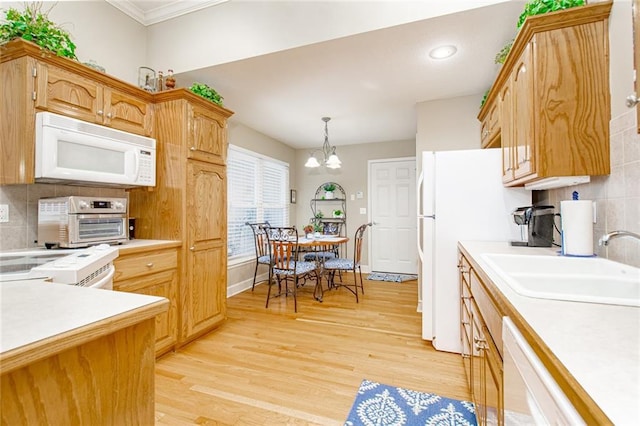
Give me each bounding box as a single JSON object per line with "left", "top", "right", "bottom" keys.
{"left": 494, "top": 39, "right": 514, "bottom": 65}
{"left": 323, "top": 183, "right": 336, "bottom": 192}
{"left": 485, "top": 0, "right": 585, "bottom": 108}
{"left": 189, "top": 82, "right": 224, "bottom": 106}
{"left": 0, "top": 3, "right": 77, "bottom": 60}
{"left": 517, "top": 0, "right": 585, "bottom": 28}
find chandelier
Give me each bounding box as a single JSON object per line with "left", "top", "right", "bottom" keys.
{"left": 304, "top": 117, "right": 342, "bottom": 169}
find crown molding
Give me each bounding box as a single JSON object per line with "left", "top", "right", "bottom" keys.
{"left": 106, "top": 0, "right": 229, "bottom": 26}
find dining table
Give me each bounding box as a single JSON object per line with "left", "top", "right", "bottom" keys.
{"left": 296, "top": 235, "right": 349, "bottom": 301}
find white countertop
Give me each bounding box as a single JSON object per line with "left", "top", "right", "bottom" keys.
{"left": 0, "top": 279, "right": 166, "bottom": 354}
{"left": 459, "top": 241, "right": 640, "bottom": 425}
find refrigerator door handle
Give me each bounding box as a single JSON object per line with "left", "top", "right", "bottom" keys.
{"left": 417, "top": 170, "right": 425, "bottom": 261}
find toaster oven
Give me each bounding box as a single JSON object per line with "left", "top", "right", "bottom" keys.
{"left": 38, "top": 196, "right": 128, "bottom": 248}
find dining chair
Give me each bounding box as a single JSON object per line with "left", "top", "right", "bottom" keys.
{"left": 245, "top": 221, "right": 271, "bottom": 291}
{"left": 323, "top": 222, "right": 372, "bottom": 302}
{"left": 264, "top": 226, "right": 320, "bottom": 312}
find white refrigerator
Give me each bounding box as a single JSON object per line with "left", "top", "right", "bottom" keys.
{"left": 417, "top": 149, "right": 530, "bottom": 353}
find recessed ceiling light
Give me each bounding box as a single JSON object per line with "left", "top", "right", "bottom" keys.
{"left": 429, "top": 45, "right": 457, "bottom": 60}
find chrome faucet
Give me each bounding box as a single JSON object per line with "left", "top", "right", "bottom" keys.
{"left": 598, "top": 230, "right": 640, "bottom": 246}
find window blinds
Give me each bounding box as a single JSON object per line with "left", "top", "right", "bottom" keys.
{"left": 227, "top": 145, "right": 289, "bottom": 260}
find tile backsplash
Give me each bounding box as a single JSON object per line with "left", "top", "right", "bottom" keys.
{"left": 539, "top": 109, "right": 640, "bottom": 267}
{"left": 0, "top": 184, "right": 127, "bottom": 250}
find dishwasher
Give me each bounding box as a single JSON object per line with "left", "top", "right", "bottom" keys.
{"left": 502, "top": 317, "right": 585, "bottom": 425}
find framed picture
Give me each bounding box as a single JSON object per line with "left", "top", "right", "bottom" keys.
{"left": 290, "top": 189, "right": 297, "bottom": 204}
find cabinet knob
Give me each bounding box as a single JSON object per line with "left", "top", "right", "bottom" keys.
{"left": 190, "top": 246, "right": 195, "bottom": 251}
{"left": 190, "top": 147, "right": 196, "bottom": 151}
{"left": 97, "top": 110, "right": 104, "bottom": 116}
{"left": 107, "top": 112, "right": 113, "bottom": 119}
{"left": 146, "top": 262, "right": 154, "bottom": 268}
{"left": 626, "top": 94, "right": 640, "bottom": 108}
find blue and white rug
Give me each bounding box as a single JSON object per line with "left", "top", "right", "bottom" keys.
{"left": 367, "top": 273, "right": 418, "bottom": 283}
{"left": 344, "top": 379, "right": 477, "bottom": 426}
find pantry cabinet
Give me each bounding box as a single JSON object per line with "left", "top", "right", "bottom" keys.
{"left": 459, "top": 250, "right": 503, "bottom": 426}
{"left": 478, "top": 2, "right": 612, "bottom": 187}
{"left": 129, "top": 89, "right": 233, "bottom": 346}
{"left": 0, "top": 39, "right": 153, "bottom": 184}
{"left": 113, "top": 243, "right": 180, "bottom": 357}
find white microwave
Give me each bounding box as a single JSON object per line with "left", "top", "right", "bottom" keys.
{"left": 35, "top": 111, "right": 156, "bottom": 187}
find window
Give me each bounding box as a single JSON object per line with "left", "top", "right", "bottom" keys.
{"left": 227, "top": 145, "right": 289, "bottom": 262}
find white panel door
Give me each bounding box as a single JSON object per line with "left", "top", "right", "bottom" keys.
{"left": 370, "top": 158, "right": 417, "bottom": 274}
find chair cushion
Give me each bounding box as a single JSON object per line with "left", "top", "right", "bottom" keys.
{"left": 257, "top": 255, "right": 271, "bottom": 264}
{"left": 324, "top": 258, "right": 355, "bottom": 270}
{"left": 303, "top": 251, "right": 337, "bottom": 261}
{"left": 274, "top": 261, "right": 317, "bottom": 276}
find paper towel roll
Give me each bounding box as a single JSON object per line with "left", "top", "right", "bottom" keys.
{"left": 560, "top": 200, "right": 594, "bottom": 256}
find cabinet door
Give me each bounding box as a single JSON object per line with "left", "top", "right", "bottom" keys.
{"left": 182, "top": 161, "right": 227, "bottom": 342}
{"left": 114, "top": 269, "right": 178, "bottom": 356}
{"left": 459, "top": 255, "right": 473, "bottom": 391}
{"left": 35, "top": 62, "right": 103, "bottom": 123}
{"left": 471, "top": 313, "right": 486, "bottom": 426}
{"left": 187, "top": 104, "right": 227, "bottom": 164}
{"left": 512, "top": 41, "right": 534, "bottom": 180}
{"left": 484, "top": 330, "right": 503, "bottom": 426}
{"left": 499, "top": 83, "right": 514, "bottom": 183}
{"left": 103, "top": 88, "right": 153, "bottom": 136}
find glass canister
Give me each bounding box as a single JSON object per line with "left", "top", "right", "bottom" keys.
{"left": 138, "top": 67, "right": 156, "bottom": 92}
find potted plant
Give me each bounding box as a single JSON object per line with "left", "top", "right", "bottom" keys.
{"left": 313, "top": 223, "right": 324, "bottom": 237}
{"left": 303, "top": 224, "right": 314, "bottom": 238}
{"left": 0, "top": 3, "right": 77, "bottom": 60}
{"left": 189, "top": 82, "right": 224, "bottom": 106}
{"left": 492, "top": 0, "right": 585, "bottom": 76}
{"left": 333, "top": 209, "right": 343, "bottom": 218}
{"left": 323, "top": 183, "right": 336, "bottom": 200}
{"left": 315, "top": 211, "right": 324, "bottom": 219}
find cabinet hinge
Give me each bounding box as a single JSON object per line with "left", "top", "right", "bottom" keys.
{"left": 32, "top": 67, "right": 37, "bottom": 77}
{"left": 32, "top": 91, "right": 37, "bottom": 101}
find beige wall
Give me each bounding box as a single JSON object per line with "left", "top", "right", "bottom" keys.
{"left": 2, "top": 1, "right": 147, "bottom": 85}
{"left": 0, "top": 185, "right": 127, "bottom": 250}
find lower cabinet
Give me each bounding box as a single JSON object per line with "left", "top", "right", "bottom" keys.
{"left": 459, "top": 250, "right": 504, "bottom": 425}
{"left": 113, "top": 244, "right": 179, "bottom": 357}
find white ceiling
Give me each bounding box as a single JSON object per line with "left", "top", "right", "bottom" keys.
{"left": 113, "top": 1, "right": 524, "bottom": 150}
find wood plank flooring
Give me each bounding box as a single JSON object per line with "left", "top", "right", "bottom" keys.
{"left": 155, "top": 274, "right": 469, "bottom": 425}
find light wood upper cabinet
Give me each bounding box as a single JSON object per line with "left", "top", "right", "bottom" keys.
{"left": 34, "top": 62, "right": 153, "bottom": 136}
{"left": 478, "top": 2, "right": 612, "bottom": 187}
{"left": 0, "top": 39, "right": 153, "bottom": 184}
{"left": 188, "top": 104, "right": 227, "bottom": 164}
{"left": 479, "top": 100, "right": 500, "bottom": 149}
{"left": 510, "top": 41, "right": 534, "bottom": 182}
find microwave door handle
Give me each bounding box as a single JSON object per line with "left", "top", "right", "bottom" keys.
{"left": 133, "top": 150, "right": 140, "bottom": 180}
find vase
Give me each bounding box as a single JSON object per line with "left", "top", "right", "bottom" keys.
{"left": 325, "top": 191, "right": 334, "bottom": 199}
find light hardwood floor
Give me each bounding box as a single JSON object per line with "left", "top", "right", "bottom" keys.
{"left": 155, "top": 274, "right": 469, "bottom": 425}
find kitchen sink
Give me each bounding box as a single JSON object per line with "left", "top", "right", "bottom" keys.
{"left": 480, "top": 253, "right": 640, "bottom": 307}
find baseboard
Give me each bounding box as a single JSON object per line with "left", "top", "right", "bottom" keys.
{"left": 226, "top": 272, "right": 268, "bottom": 297}
{"left": 226, "top": 264, "right": 372, "bottom": 298}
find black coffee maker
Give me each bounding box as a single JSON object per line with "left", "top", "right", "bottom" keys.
{"left": 511, "top": 205, "right": 555, "bottom": 247}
